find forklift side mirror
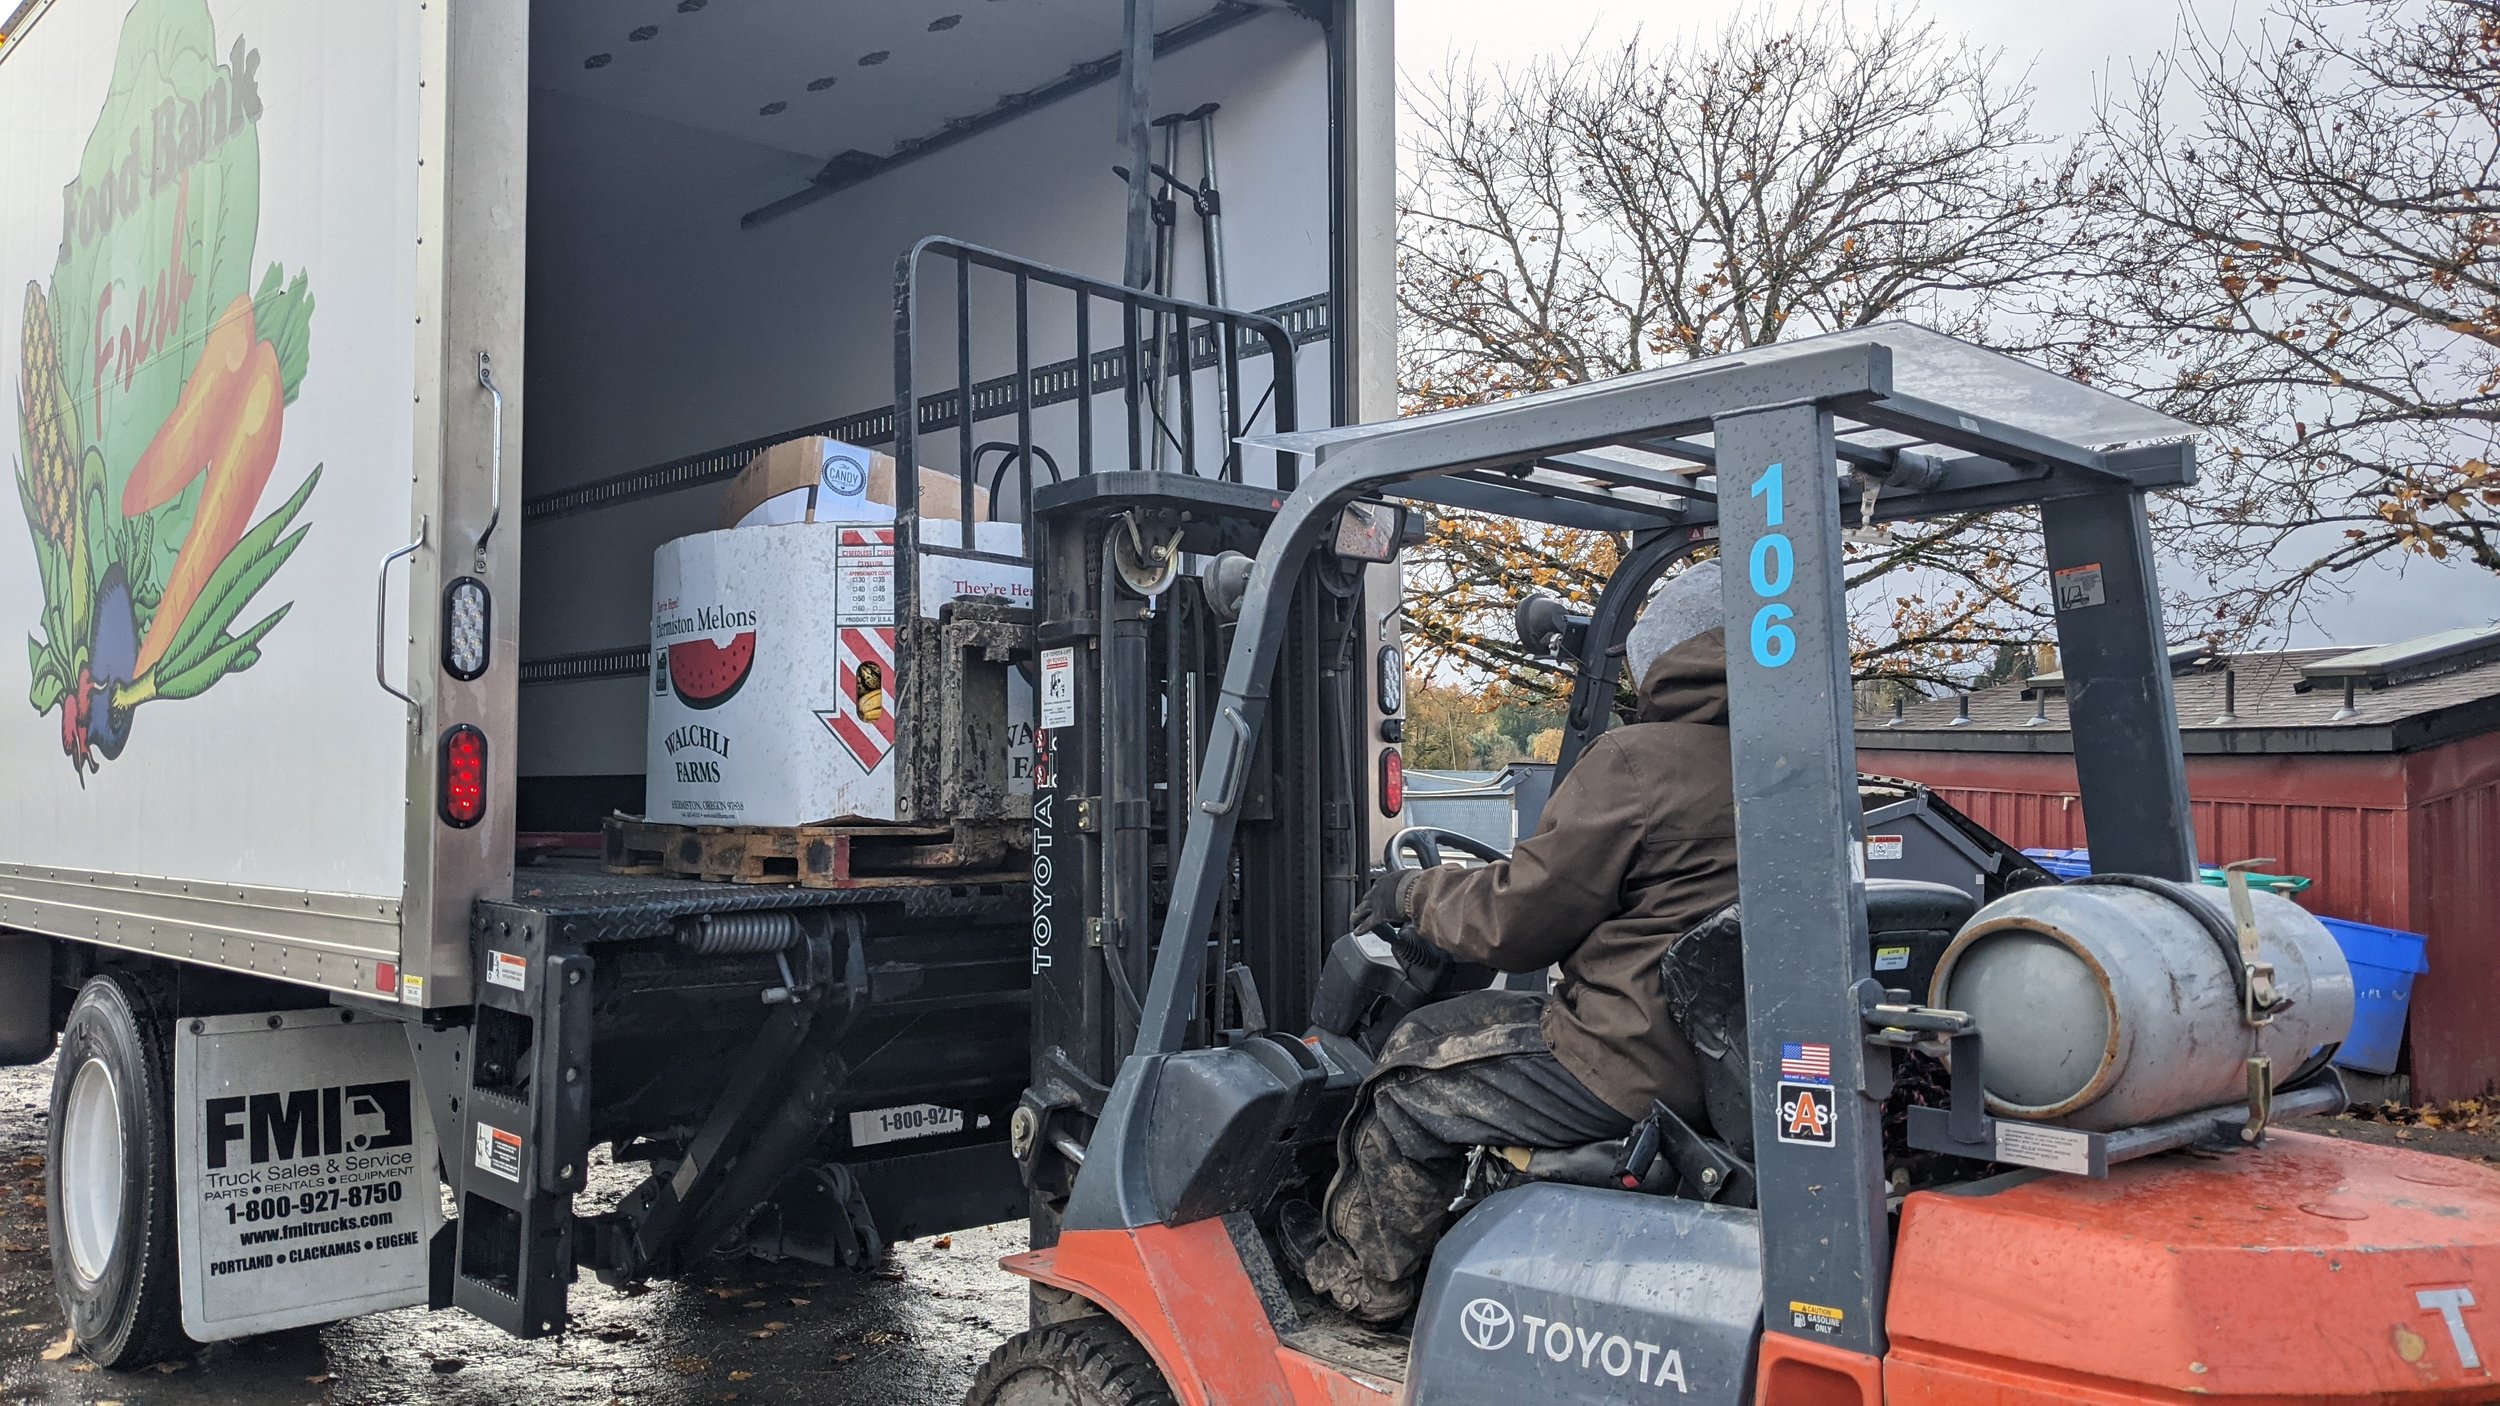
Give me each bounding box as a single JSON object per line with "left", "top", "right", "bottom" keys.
{"left": 1330, "top": 501, "right": 1406, "bottom": 563}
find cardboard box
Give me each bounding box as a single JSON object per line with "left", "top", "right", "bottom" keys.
{"left": 720, "top": 436, "right": 989, "bottom": 530}
{"left": 647, "top": 520, "right": 1031, "bottom": 828}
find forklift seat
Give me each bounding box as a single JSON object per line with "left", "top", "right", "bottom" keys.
{"left": 1663, "top": 879, "right": 1978, "bottom": 1159}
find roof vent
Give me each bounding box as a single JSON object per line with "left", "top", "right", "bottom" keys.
{"left": 2296, "top": 625, "right": 2500, "bottom": 692}
{"left": 2024, "top": 641, "right": 2210, "bottom": 695}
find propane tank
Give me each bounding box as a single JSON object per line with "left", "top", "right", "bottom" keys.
{"left": 1929, "top": 879, "right": 2354, "bottom": 1131}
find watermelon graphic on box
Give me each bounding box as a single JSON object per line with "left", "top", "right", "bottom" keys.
{"left": 667, "top": 631, "right": 754, "bottom": 711}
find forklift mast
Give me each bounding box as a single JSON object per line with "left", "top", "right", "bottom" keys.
{"left": 885, "top": 240, "right": 1377, "bottom": 1240}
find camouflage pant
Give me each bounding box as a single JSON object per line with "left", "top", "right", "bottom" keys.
{"left": 1302, "top": 991, "right": 1631, "bottom": 1323}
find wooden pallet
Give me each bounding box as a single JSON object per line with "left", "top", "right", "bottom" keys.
{"left": 600, "top": 814, "right": 1026, "bottom": 890}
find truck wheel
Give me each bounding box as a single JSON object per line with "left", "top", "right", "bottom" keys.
{"left": 48, "top": 973, "right": 187, "bottom": 1368}
{"left": 964, "top": 1318, "right": 1177, "bottom": 1406}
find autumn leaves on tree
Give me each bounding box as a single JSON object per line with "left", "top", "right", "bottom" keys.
{"left": 1395, "top": 0, "right": 2497, "bottom": 718}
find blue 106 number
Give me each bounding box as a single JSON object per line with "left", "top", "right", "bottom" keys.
{"left": 1747, "top": 463, "right": 1796, "bottom": 668}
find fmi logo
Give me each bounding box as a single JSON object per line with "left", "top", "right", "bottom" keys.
{"left": 204, "top": 1080, "right": 414, "bottom": 1169}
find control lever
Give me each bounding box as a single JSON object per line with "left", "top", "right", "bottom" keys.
{"left": 1612, "top": 1110, "right": 1664, "bottom": 1190}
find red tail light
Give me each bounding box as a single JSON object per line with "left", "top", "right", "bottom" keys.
{"left": 1379, "top": 748, "right": 1404, "bottom": 817}
{"left": 440, "top": 725, "right": 488, "bottom": 828}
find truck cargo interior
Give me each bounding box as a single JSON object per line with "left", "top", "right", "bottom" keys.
{"left": 514, "top": 0, "right": 1336, "bottom": 833}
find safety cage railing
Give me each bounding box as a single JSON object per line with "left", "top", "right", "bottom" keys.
{"left": 513, "top": 240, "right": 1313, "bottom": 826}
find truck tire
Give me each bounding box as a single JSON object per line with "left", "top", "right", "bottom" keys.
{"left": 47, "top": 972, "right": 188, "bottom": 1368}
{"left": 964, "top": 1317, "right": 1178, "bottom": 1406}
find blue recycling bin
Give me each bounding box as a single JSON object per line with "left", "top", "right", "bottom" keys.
{"left": 2315, "top": 916, "right": 2430, "bottom": 1076}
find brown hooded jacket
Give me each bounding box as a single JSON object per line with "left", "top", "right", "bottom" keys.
{"left": 1401, "top": 627, "right": 1737, "bottom": 1120}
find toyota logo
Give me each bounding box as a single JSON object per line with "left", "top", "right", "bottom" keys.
{"left": 1460, "top": 1297, "right": 1515, "bottom": 1351}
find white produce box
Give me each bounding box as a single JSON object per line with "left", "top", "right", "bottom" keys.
{"left": 646, "top": 520, "right": 1030, "bottom": 827}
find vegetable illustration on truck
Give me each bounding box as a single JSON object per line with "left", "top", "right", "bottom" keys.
{"left": 13, "top": 0, "right": 318, "bottom": 776}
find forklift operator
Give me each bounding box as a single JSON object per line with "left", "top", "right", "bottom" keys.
{"left": 1283, "top": 561, "right": 1740, "bottom": 1324}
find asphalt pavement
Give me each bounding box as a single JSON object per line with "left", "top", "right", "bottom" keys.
{"left": 0, "top": 1059, "right": 1028, "bottom": 1406}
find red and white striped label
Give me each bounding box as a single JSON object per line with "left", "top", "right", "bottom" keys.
{"left": 825, "top": 527, "right": 898, "bottom": 772}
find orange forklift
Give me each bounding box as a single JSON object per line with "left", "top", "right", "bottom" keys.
{"left": 968, "top": 325, "right": 2500, "bottom": 1404}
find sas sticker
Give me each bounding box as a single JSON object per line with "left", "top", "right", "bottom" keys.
{"left": 1777, "top": 1082, "right": 1837, "bottom": 1147}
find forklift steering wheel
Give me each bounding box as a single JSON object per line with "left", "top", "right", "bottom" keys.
{"left": 1384, "top": 826, "right": 1507, "bottom": 872}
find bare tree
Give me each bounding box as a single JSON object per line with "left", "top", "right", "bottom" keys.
{"left": 1396, "top": 8, "right": 2086, "bottom": 697}
{"left": 2069, "top": 0, "right": 2500, "bottom": 633}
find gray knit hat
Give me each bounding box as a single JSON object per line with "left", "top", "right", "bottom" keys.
{"left": 1623, "top": 558, "right": 1724, "bottom": 677}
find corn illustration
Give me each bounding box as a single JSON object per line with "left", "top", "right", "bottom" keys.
{"left": 19, "top": 281, "right": 82, "bottom": 550}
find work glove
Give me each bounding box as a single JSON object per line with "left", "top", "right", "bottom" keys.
{"left": 1350, "top": 868, "right": 1423, "bottom": 937}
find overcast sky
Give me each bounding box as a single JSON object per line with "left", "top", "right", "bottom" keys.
{"left": 1396, "top": 1, "right": 2500, "bottom": 648}
{"left": 1399, "top": 0, "right": 2200, "bottom": 134}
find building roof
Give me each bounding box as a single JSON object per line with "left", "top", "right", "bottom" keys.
{"left": 1859, "top": 631, "right": 2500, "bottom": 756}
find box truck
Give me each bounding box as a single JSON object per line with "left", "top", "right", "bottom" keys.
{"left": 0, "top": 0, "right": 1393, "bottom": 1365}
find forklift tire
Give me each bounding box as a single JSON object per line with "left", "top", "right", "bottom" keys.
{"left": 964, "top": 1317, "right": 1178, "bottom": 1406}
{"left": 47, "top": 972, "right": 189, "bottom": 1369}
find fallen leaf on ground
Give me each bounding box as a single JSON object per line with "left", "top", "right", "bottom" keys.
{"left": 862, "top": 1329, "right": 902, "bottom": 1345}
{"left": 787, "top": 1297, "right": 811, "bottom": 1307}
{"left": 306, "top": 1373, "right": 336, "bottom": 1385}
{"left": 832, "top": 1352, "right": 856, "bottom": 1365}
{"left": 729, "top": 1370, "right": 754, "bottom": 1382}
{"left": 747, "top": 1329, "right": 777, "bottom": 1341}
{"left": 741, "top": 1300, "right": 765, "bottom": 1309}
{"left": 671, "top": 1356, "right": 711, "bottom": 1374}
{"left": 933, "top": 1235, "right": 953, "bottom": 1250}
{"left": 763, "top": 1321, "right": 788, "bottom": 1331}
{"left": 39, "top": 1330, "right": 75, "bottom": 1360}
{"left": 148, "top": 1360, "right": 186, "bottom": 1374}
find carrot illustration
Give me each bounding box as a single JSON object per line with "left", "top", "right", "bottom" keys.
{"left": 134, "top": 335, "right": 285, "bottom": 675}
{"left": 124, "top": 293, "right": 258, "bottom": 518}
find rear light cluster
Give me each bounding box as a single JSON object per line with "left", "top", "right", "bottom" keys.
{"left": 439, "top": 725, "right": 488, "bottom": 828}
{"left": 1379, "top": 748, "right": 1403, "bottom": 817}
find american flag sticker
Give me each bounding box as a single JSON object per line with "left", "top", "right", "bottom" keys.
{"left": 1781, "top": 1041, "right": 1832, "bottom": 1085}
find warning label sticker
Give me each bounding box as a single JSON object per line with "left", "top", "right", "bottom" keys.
{"left": 1039, "top": 647, "right": 1077, "bottom": 731}
{"left": 475, "top": 1123, "right": 524, "bottom": 1183}
{"left": 2053, "top": 562, "right": 2108, "bottom": 611}
{"left": 1993, "top": 1120, "right": 2094, "bottom": 1176}
{"left": 1789, "top": 1300, "right": 1846, "bottom": 1336}
{"left": 485, "top": 950, "right": 527, "bottom": 991}
{"left": 173, "top": 1012, "right": 438, "bottom": 1341}
{"left": 1874, "top": 945, "right": 1911, "bottom": 973}
{"left": 1866, "top": 834, "right": 1904, "bottom": 862}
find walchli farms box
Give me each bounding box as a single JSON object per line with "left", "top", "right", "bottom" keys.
{"left": 647, "top": 520, "right": 1031, "bottom": 827}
